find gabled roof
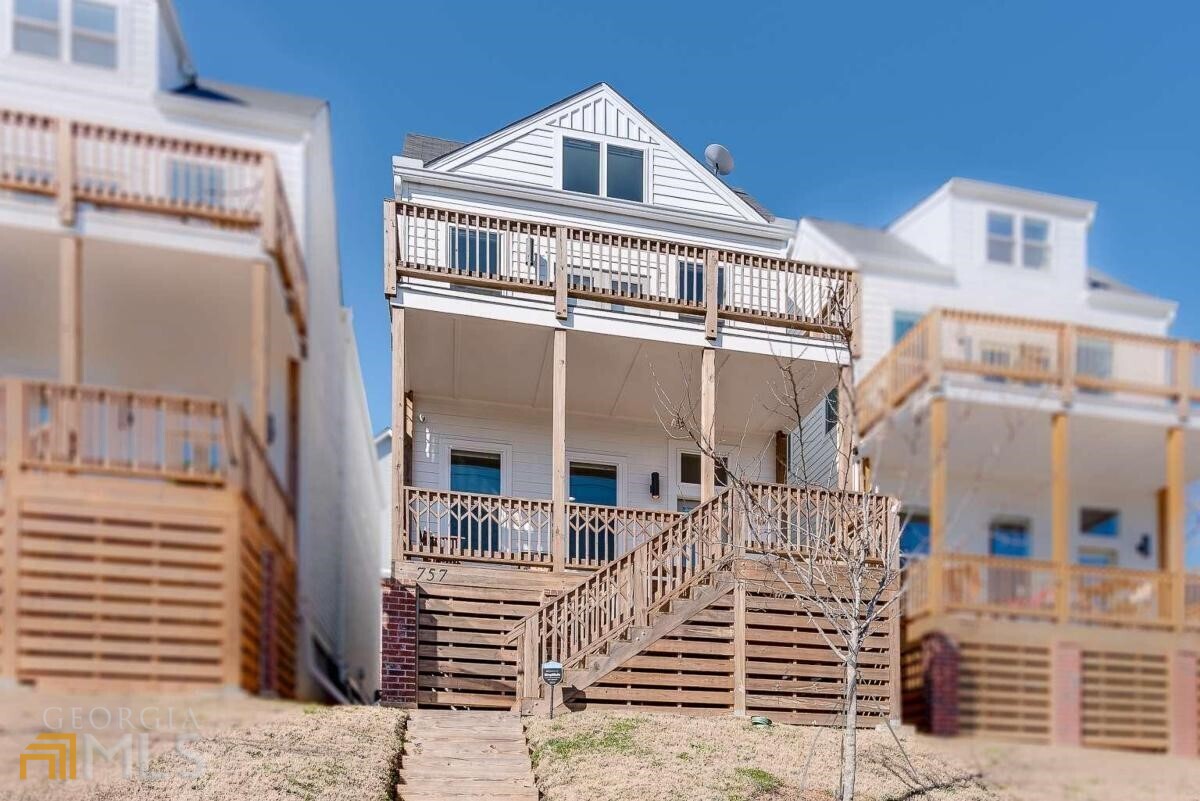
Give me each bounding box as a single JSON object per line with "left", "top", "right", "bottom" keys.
{"left": 401, "top": 134, "right": 466, "bottom": 165}
{"left": 170, "top": 78, "right": 326, "bottom": 119}
{"left": 412, "top": 83, "right": 771, "bottom": 224}
{"left": 805, "top": 218, "right": 947, "bottom": 276}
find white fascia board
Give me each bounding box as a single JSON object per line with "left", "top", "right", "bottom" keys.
{"left": 155, "top": 0, "right": 196, "bottom": 81}
{"left": 1085, "top": 287, "right": 1178, "bottom": 327}
{"left": 394, "top": 165, "right": 794, "bottom": 247}
{"left": 948, "top": 178, "right": 1097, "bottom": 224}
{"left": 154, "top": 92, "right": 319, "bottom": 141}
{"left": 393, "top": 286, "right": 847, "bottom": 366}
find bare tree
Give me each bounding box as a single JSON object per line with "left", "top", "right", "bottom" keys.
{"left": 652, "top": 293, "right": 908, "bottom": 800}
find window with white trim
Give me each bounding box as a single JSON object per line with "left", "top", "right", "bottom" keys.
{"left": 12, "top": 0, "right": 117, "bottom": 69}
{"left": 561, "top": 137, "right": 644, "bottom": 202}
{"left": 71, "top": 0, "right": 117, "bottom": 69}
{"left": 13, "top": 0, "right": 60, "bottom": 58}
{"left": 987, "top": 210, "right": 1051, "bottom": 269}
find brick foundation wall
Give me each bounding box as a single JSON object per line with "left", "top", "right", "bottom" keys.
{"left": 380, "top": 578, "right": 418, "bottom": 707}
{"left": 923, "top": 632, "right": 959, "bottom": 736}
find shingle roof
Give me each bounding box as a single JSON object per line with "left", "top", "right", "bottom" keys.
{"left": 401, "top": 133, "right": 466, "bottom": 165}
{"left": 170, "top": 78, "right": 326, "bottom": 118}
{"left": 731, "top": 188, "right": 774, "bottom": 222}
{"left": 1087, "top": 268, "right": 1152, "bottom": 299}
{"left": 806, "top": 218, "right": 940, "bottom": 270}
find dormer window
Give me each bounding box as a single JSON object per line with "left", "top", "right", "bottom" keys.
{"left": 987, "top": 211, "right": 1050, "bottom": 269}
{"left": 14, "top": 0, "right": 61, "bottom": 58}
{"left": 561, "top": 137, "right": 644, "bottom": 203}
{"left": 12, "top": 0, "right": 117, "bottom": 69}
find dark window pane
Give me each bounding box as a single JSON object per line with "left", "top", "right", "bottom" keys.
{"left": 14, "top": 23, "right": 59, "bottom": 56}
{"left": 569, "top": 462, "right": 618, "bottom": 506}
{"left": 680, "top": 452, "right": 701, "bottom": 485}
{"left": 606, "top": 144, "right": 643, "bottom": 202}
{"left": 73, "top": 33, "right": 115, "bottom": 68}
{"left": 893, "top": 311, "right": 921, "bottom": 344}
{"left": 1023, "top": 217, "right": 1049, "bottom": 243}
{"left": 450, "top": 227, "right": 501, "bottom": 276}
{"left": 1076, "top": 339, "right": 1113, "bottom": 379}
{"left": 449, "top": 450, "right": 501, "bottom": 495}
{"left": 17, "top": 0, "right": 58, "bottom": 22}
{"left": 989, "top": 520, "right": 1030, "bottom": 558}
{"left": 1080, "top": 509, "right": 1119, "bottom": 537}
{"left": 900, "top": 513, "right": 931, "bottom": 555}
{"left": 562, "top": 138, "right": 600, "bottom": 195}
{"left": 676, "top": 261, "right": 724, "bottom": 305}
{"left": 824, "top": 389, "right": 839, "bottom": 434}
{"left": 987, "top": 212, "right": 1013, "bottom": 237}
{"left": 1079, "top": 548, "right": 1117, "bottom": 567}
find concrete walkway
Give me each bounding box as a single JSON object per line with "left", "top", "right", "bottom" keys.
{"left": 398, "top": 710, "right": 539, "bottom": 800}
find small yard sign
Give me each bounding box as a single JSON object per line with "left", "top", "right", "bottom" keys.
{"left": 541, "top": 661, "right": 563, "bottom": 719}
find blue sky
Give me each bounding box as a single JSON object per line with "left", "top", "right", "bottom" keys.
{"left": 174, "top": 1, "right": 1200, "bottom": 433}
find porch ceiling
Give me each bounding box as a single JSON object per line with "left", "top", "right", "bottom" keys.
{"left": 404, "top": 309, "right": 836, "bottom": 432}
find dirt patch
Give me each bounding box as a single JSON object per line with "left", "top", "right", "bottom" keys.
{"left": 526, "top": 711, "right": 990, "bottom": 801}
{"left": 0, "top": 690, "right": 406, "bottom": 801}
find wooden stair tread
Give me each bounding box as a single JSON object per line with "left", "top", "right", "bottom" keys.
{"left": 398, "top": 711, "right": 536, "bottom": 801}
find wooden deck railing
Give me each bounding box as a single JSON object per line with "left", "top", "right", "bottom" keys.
{"left": 3, "top": 377, "right": 295, "bottom": 553}
{"left": 741, "top": 483, "right": 896, "bottom": 561}
{"left": 565, "top": 503, "right": 682, "bottom": 568}
{"left": 858, "top": 309, "right": 1200, "bottom": 432}
{"left": 392, "top": 201, "right": 859, "bottom": 340}
{"left": 17, "top": 379, "right": 229, "bottom": 483}
{"left": 905, "top": 552, "right": 1192, "bottom": 630}
{"left": 0, "top": 106, "right": 308, "bottom": 332}
{"left": 402, "top": 487, "right": 555, "bottom": 567}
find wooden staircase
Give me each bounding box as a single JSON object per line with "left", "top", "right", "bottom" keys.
{"left": 397, "top": 710, "right": 538, "bottom": 800}
{"left": 508, "top": 491, "right": 739, "bottom": 712}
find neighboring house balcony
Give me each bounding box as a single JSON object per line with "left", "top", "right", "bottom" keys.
{"left": 387, "top": 200, "right": 860, "bottom": 357}
{"left": 859, "top": 309, "right": 1200, "bottom": 752}
{"left": 0, "top": 105, "right": 309, "bottom": 339}
{"left": 0, "top": 376, "right": 296, "bottom": 696}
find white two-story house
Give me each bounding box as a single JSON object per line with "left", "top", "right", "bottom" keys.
{"left": 0, "top": 0, "right": 380, "bottom": 702}
{"left": 380, "top": 83, "right": 898, "bottom": 721}
{"left": 794, "top": 178, "right": 1200, "bottom": 754}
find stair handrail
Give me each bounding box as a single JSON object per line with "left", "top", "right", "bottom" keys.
{"left": 507, "top": 491, "right": 737, "bottom": 697}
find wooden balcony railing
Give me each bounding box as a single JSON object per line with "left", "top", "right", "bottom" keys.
{"left": 565, "top": 503, "right": 682, "bottom": 568}
{"left": 391, "top": 202, "right": 859, "bottom": 341}
{"left": 402, "top": 487, "right": 555, "bottom": 567}
{"left": 858, "top": 309, "right": 1200, "bottom": 432}
{"left": 905, "top": 552, "right": 1193, "bottom": 631}
{"left": 2, "top": 378, "right": 295, "bottom": 554}
{"left": 0, "top": 106, "right": 308, "bottom": 333}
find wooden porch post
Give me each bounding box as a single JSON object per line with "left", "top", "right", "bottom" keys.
{"left": 2, "top": 380, "right": 22, "bottom": 681}
{"left": 928, "top": 395, "right": 947, "bottom": 615}
{"left": 1167, "top": 426, "right": 1186, "bottom": 630}
{"left": 390, "top": 307, "right": 407, "bottom": 576}
{"left": 552, "top": 328, "right": 567, "bottom": 571}
{"left": 701, "top": 347, "right": 716, "bottom": 502}
{"left": 1051, "top": 412, "right": 1071, "bottom": 623}
{"left": 250, "top": 260, "right": 270, "bottom": 440}
{"left": 703, "top": 249, "right": 718, "bottom": 340}
{"left": 836, "top": 366, "right": 854, "bottom": 490}
{"left": 58, "top": 236, "right": 82, "bottom": 384}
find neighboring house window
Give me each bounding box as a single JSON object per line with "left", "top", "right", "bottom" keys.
{"left": 1022, "top": 217, "right": 1050, "bottom": 268}
{"left": 824, "top": 388, "right": 838, "bottom": 434}
{"left": 562, "top": 138, "right": 601, "bottom": 195}
{"left": 1080, "top": 508, "right": 1119, "bottom": 537}
{"left": 561, "top": 137, "right": 645, "bottom": 202}
{"left": 449, "top": 226, "right": 502, "bottom": 276}
{"left": 987, "top": 210, "right": 1051, "bottom": 268}
{"left": 13, "top": 0, "right": 61, "bottom": 59}
{"left": 1076, "top": 337, "right": 1113, "bottom": 390}
{"left": 169, "top": 160, "right": 225, "bottom": 208}
{"left": 1079, "top": 546, "right": 1117, "bottom": 567}
{"left": 893, "top": 310, "right": 922, "bottom": 344}
{"left": 989, "top": 518, "right": 1030, "bottom": 558}
{"left": 606, "top": 145, "right": 644, "bottom": 202}
{"left": 986, "top": 212, "right": 1014, "bottom": 264}
{"left": 71, "top": 0, "right": 116, "bottom": 68}
{"left": 900, "top": 511, "right": 931, "bottom": 556}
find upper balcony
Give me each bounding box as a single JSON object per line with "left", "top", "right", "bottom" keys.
{"left": 858, "top": 308, "right": 1200, "bottom": 433}
{"left": 0, "top": 106, "right": 308, "bottom": 336}
{"left": 385, "top": 200, "right": 860, "bottom": 354}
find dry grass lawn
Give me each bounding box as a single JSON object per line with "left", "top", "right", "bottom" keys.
{"left": 0, "top": 690, "right": 405, "bottom": 801}
{"left": 527, "top": 711, "right": 1200, "bottom": 801}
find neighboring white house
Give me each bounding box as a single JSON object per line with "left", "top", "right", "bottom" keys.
{"left": 0, "top": 0, "right": 380, "bottom": 702}
{"left": 792, "top": 177, "right": 1193, "bottom": 571}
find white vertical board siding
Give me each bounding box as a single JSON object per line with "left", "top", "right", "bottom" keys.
{"left": 548, "top": 95, "right": 656, "bottom": 143}
{"left": 456, "top": 129, "right": 556, "bottom": 187}
{"left": 407, "top": 397, "right": 773, "bottom": 511}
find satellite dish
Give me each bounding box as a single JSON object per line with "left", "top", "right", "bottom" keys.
{"left": 704, "top": 143, "right": 735, "bottom": 176}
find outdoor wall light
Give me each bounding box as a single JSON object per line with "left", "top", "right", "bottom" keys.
{"left": 1136, "top": 534, "right": 1152, "bottom": 558}
{"left": 650, "top": 472, "right": 660, "bottom": 500}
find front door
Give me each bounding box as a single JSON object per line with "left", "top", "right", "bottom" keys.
{"left": 568, "top": 461, "right": 618, "bottom": 562}
{"left": 450, "top": 449, "right": 502, "bottom": 552}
